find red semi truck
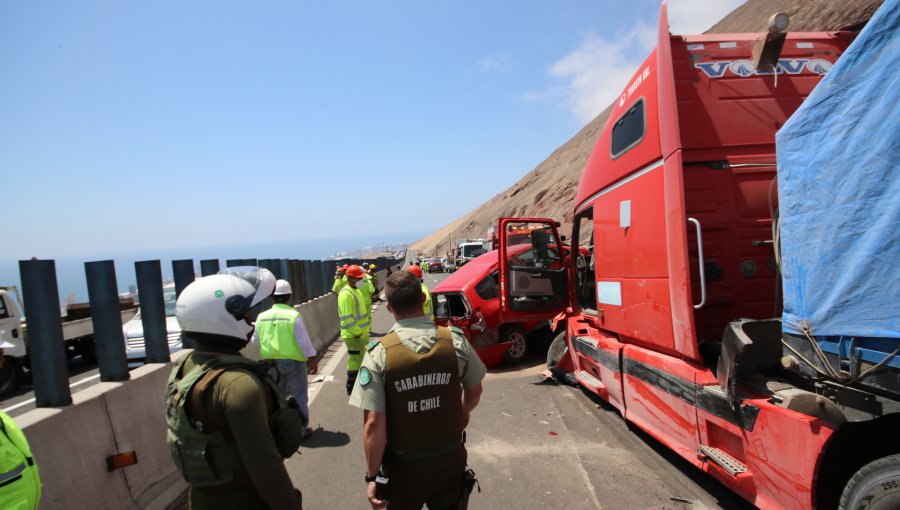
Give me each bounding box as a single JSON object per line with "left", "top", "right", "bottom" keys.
{"left": 496, "top": 3, "right": 899, "bottom": 509}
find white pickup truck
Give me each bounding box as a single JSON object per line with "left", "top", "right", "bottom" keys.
{"left": 0, "top": 286, "right": 136, "bottom": 396}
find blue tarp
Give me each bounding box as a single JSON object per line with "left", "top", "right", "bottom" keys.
{"left": 776, "top": 0, "right": 900, "bottom": 339}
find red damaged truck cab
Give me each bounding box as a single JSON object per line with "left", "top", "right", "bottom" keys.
{"left": 495, "top": 3, "right": 891, "bottom": 509}
{"left": 433, "top": 242, "right": 568, "bottom": 367}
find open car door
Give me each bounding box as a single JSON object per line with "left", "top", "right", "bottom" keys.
{"left": 498, "top": 217, "right": 569, "bottom": 319}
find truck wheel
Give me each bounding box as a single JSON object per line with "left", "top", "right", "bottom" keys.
{"left": 546, "top": 330, "right": 568, "bottom": 369}
{"left": 0, "top": 356, "right": 21, "bottom": 397}
{"left": 502, "top": 326, "right": 528, "bottom": 363}
{"left": 839, "top": 454, "right": 900, "bottom": 510}
{"left": 76, "top": 339, "right": 97, "bottom": 364}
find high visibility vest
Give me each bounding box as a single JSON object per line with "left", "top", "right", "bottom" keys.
{"left": 338, "top": 286, "right": 369, "bottom": 338}
{"left": 0, "top": 411, "right": 41, "bottom": 510}
{"left": 332, "top": 275, "right": 347, "bottom": 293}
{"left": 255, "top": 304, "right": 307, "bottom": 362}
{"left": 422, "top": 283, "right": 434, "bottom": 320}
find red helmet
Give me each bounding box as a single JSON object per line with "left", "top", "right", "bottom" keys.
{"left": 342, "top": 264, "right": 349, "bottom": 269}
{"left": 407, "top": 265, "right": 423, "bottom": 278}
{"left": 346, "top": 265, "right": 366, "bottom": 279}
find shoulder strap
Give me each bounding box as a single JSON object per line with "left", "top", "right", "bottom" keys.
{"left": 167, "top": 353, "right": 191, "bottom": 386}
{"left": 380, "top": 331, "right": 402, "bottom": 349}
{"left": 188, "top": 367, "right": 231, "bottom": 437}
{"left": 435, "top": 326, "right": 453, "bottom": 343}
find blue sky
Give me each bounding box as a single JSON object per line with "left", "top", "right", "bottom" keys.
{"left": 1, "top": 0, "right": 742, "bottom": 261}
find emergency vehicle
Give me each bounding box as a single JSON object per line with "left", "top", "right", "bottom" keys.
{"left": 495, "top": 3, "right": 898, "bottom": 509}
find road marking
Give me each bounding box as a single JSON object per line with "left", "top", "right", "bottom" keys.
{"left": 308, "top": 341, "right": 346, "bottom": 407}
{"left": 2, "top": 373, "right": 103, "bottom": 413}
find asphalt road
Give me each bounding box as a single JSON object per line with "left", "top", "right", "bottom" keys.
{"left": 287, "top": 271, "right": 752, "bottom": 510}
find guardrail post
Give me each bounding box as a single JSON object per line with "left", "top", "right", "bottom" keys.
{"left": 319, "top": 260, "right": 331, "bottom": 296}
{"left": 289, "top": 260, "right": 305, "bottom": 305}
{"left": 279, "top": 259, "right": 291, "bottom": 284}
{"left": 135, "top": 260, "right": 170, "bottom": 363}
{"left": 306, "top": 261, "right": 321, "bottom": 299}
{"left": 258, "top": 259, "right": 281, "bottom": 279}
{"left": 257, "top": 258, "right": 280, "bottom": 311}
{"left": 200, "top": 259, "right": 220, "bottom": 276}
{"left": 19, "top": 259, "right": 72, "bottom": 407}
{"left": 226, "top": 258, "right": 258, "bottom": 268}
{"left": 172, "top": 259, "right": 197, "bottom": 349}
{"left": 172, "top": 259, "right": 195, "bottom": 298}
{"left": 85, "top": 260, "right": 129, "bottom": 382}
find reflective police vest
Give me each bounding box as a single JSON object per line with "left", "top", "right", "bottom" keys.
{"left": 382, "top": 327, "right": 463, "bottom": 458}
{"left": 0, "top": 411, "right": 40, "bottom": 510}
{"left": 255, "top": 304, "right": 307, "bottom": 362}
{"left": 166, "top": 354, "right": 303, "bottom": 487}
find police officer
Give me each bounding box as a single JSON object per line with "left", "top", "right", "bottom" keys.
{"left": 253, "top": 279, "right": 318, "bottom": 440}
{"left": 339, "top": 265, "right": 371, "bottom": 394}
{"left": 349, "top": 270, "right": 486, "bottom": 509}
{"left": 0, "top": 409, "right": 41, "bottom": 510}
{"left": 166, "top": 267, "right": 304, "bottom": 509}
{"left": 407, "top": 264, "right": 434, "bottom": 321}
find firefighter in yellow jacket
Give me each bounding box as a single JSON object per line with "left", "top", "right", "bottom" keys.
{"left": 339, "top": 265, "right": 371, "bottom": 395}
{"left": 0, "top": 408, "right": 41, "bottom": 510}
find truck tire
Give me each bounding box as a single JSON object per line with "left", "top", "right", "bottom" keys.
{"left": 546, "top": 330, "right": 567, "bottom": 369}
{"left": 76, "top": 338, "right": 97, "bottom": 364}
{"left": 0, "top": 355, "right": 21, "bottom": 397}
{"left": 839, "top": 454, "right": 900, "bottom": 510}
{"left": 502, "top": 326, "right": 528, "bottom": 364}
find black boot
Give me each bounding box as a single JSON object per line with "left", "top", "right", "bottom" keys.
{"left": 347, "top": 370, "right": 358, "bottom": 395}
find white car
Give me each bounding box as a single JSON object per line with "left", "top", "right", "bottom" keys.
{"left": 122, "top": 284, "right": 182, "bottom": 365}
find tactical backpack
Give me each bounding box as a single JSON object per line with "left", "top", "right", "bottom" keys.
{"left": 165, "top": 353, "right": 303, "bottom": 487}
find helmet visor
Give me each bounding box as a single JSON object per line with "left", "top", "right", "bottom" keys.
{"left": 217, "top": 266, "right": 276, "bottom": 319}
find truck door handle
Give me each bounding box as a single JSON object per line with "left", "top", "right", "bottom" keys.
{"left": 687, "top": 217, "right": 706, "bottom": 309}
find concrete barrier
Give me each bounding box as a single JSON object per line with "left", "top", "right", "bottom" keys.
{"left": 18, "top": 290, "right": 342, "bottom": 510}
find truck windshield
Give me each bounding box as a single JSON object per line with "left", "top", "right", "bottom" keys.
{"left": 461, "top": 245, "right": 483, "bottom": 258}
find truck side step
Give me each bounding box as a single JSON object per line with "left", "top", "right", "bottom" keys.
{"left": 574, "top": 370, "right": 603, "bottom": 389}
{"left": 698, "top": 445, "right": 748, "bottom": 477}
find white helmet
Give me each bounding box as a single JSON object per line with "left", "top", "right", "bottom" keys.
{"left": 176, "top": 266, "right": 275, "bottom": 340}
{"left": 273, "top": 279, "right": 292, "bottom": 296}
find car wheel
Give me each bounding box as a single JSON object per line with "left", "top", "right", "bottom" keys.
{"left": 839, "top": 455, "right": 900, "bottom": 510}
{"left": 0, "top": 356, "right": 21, "bottom": 397}
{"left": 74, "top": 338, "right": 97, "bottom": 364}
{"left": 502, "top": 326, "right": 528, "bottom": 363}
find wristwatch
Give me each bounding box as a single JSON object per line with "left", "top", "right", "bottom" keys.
{"left": 364, "top": 473, "right": 379, "bottom": 483}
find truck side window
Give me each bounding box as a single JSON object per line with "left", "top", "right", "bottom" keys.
{"left": 611, "top": 99, "right": 645, "bottom": 158}
{"left": 574, "top": 209, "right": 597, "bottom": 312}
{"left": 0, "top": 297, "right": 8, "bottom": 319}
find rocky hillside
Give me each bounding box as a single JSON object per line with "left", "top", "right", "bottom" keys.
{"left": 409, "top": 0, "right": 883, "bottom": 258}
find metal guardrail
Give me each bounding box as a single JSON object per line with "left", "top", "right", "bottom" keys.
{"left": 8, "top": 255, "right": 402, "bottom": 407}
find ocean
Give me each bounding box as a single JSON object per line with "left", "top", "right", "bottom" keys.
{"left": 0, "top": 233, "right": 419, "bottom": 310}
